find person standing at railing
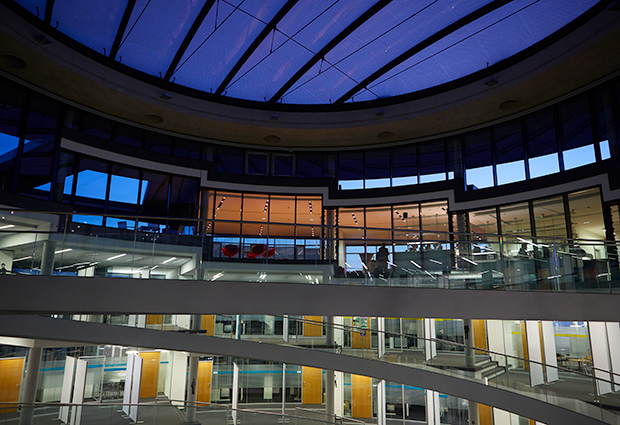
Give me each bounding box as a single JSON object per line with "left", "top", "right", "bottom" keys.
{"left": 376, "top": 243, "right": 389, "bottom": 276}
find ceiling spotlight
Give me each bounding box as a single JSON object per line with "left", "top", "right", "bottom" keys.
{"left": 484, "top": 78, "right": 498, "bottom": 87}
{"left": 160, "top": 93, "right": 172, "bottom": 101}
{"left": 35, "top": 35, "right": 52, "bottom": 45}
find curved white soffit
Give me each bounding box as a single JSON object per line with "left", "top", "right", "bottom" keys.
{"left": 0, "top": 315, "right": 608, "bottom": 425}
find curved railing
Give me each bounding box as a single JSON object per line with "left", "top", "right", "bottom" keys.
{"left": 54, "top": 314, "right": 620, "bottom": 424}
{"left": 1, "top": 208, "right": 619, "bottom": 293}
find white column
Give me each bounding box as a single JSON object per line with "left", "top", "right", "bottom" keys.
{"left": 281, "top": 363, "right": 286, "bottom": 416}
{"left": 541, "top": 321, "right": 558, "bottom": 383}
{"left": 19, "top": 347, "right": 43, "bottom": 425}
{"left": 464, "top": 319, "right": 475, "bottom": 368}
{"left": 424, "top": 319, "right": 436, "bottom": 361}
{"left": 334, "top": 371, "right": 344, "bottom": 417}
{"left": 232, "top": 362, "right": 239, "bottom": 425}
{"left": 376, "top": 380, "right": 386, "bottom": 425}
{"left": 589, "top": 321, "right": 613, "bottom": 395}
{"left": 377, "top": 317, "right": 385, "bottom": 358}
{"left": 425, "top": 390, "right": 440, "bottom": 425}
{"left": 185, "top": 315, "right": 201, "bottom": 423}
{"left": 525, "top": 321, "right": 544, "bottom": 387}
{"left": 69, "top": 359, "right": 87, "bottom": 425}
{"left": 606, "top": 322, "right": 620, "bottom": 392}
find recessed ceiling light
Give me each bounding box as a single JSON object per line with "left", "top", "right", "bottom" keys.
{"left": 107, "top": 253, "right": 127, "bottom": 260}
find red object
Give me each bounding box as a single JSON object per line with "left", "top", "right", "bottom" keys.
{"left": 222, "top": 244, "right": 239, "bottom": 258}
{"left": 251, "top": 244, "right": 267, "bottom": 256}
{"left": 263, "top": 248, "right": 276, "bottom": 258}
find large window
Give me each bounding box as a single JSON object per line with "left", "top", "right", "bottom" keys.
{"left": 494, "top": 122, "right": 525, "bottom": 185}
{"left": 526, "top": 111, "right": 559, "bottom": 179}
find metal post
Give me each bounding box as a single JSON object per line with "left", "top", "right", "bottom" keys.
{"left": 19, "top": 346, "right": 43, "bottom": 425}
{"left": 185, "top": 314, "right": 201, "bottom": 423}
{"left": 40, "top": 240, "right": 56, "bottom": 275}
{"left": 464, "top": 319, "right": 475, "bottom": 368}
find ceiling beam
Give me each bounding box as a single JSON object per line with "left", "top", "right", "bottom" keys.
{"left": 43, "top": 0, "right": 55, "bottom": 25}
{"left": 333, "top": 0, "right": 514, "bottom": 106}
{"left": 267, "top": 0, "right": 394, "bottom": 105}
{"left": 163, "top": 0, "right": 217, "bottom": 82}
{"left": 214, "top": 0, "right": 300, "bottom": 96}
{"left": 109, "top": 0, "right": 137, "bottom": 60}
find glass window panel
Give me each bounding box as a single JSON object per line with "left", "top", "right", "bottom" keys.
{"left": 593, "top": 88, "right": 618, "bottom": 157}
{"left": 242, "top": 193, "right": 269, "bottom": 237}
{"left": 202, "top": 145, "right": 215, "bottom": 162}
{"left": 499, "top": 202, "right": 531, "bottom": 258}
{"left": 145, "top": 132, "right": 173, "bottom": 155}
{"left": 247, "top": 153, "right": 268, "bottom": 175}
{"left": 339, "top": 208, "right": 365, "bottom": 241}
{"left": 420, "top": 201, "right": 449, "bottom": 241}
{"left": 52, "top": 151, "right": 74, "bottom": 203}
{"left": 64, "top": 108, "right": 81, "bottom": 130}
{"left": 324, "top": 154, "right": 336, "bottom": 178}
{"left": 174, "top": 139, "right": 200, "bottom": 160}
{"left": 469, "top": 208, "right": 498, "bottom": 235}
{"left": 494, "top": 122, "right": 525, "bottom": 184}
{"left": 558, "top": 97, "right": 594, "bottom": 169}
{"left": 419, "top": 142, "right": 445, "bottom": 182}
{"left": 273, "top": 154, "right": 293, "bottom": 177}
{"left": 338, "top": 152, "right": 363, "bottom": 180}
{"left": 297, "top": 153, "right": 322, "bottom": 178}
{"left": 115, "top": 125, "right": 143, "bottom": 148}
{"left": 14, "top": 0, "right": 47, "bottom": 18}
{"left": 393, "top": 204, "right": 420, "bottom": 242}
{"left": 365, "top": 178, "right": 391, "bottom": 189}
{"left": 365, "top": 150, "right": 389, "bottom": 180}
{"left": 0, "top": 81, "right": 25, "bottom": 137}
{"left": 83, "top": 114, "right": 112, "bottom": 140}
{"left": 365, "top": 206, "right": 391, "bottom": 242}
{"left": 532, "top": 196, "right": 566, "bottom": 238}
{"left": 269, "top": 195, "right": 295, "bottom": 237}
{"left": 213, "top": 192, "right": 241, "bottom": 235}
{"left": 52, "top": 0, "right": 128, "bottom": 53}
{"left": 338, "top": 180, "right": 363, "bottom": 190}
{"left": 218, "top": 147, "right": 244, "bottom": 174}
{"left": 526, "top": 110, "right": 558, "bottom": 178}
{"left": 139, "top": 171, "right": 169, "bottom": 217}
{"left": 568, "top": 188, "right": 605, "bottom": 242}
{"left": 169, "top": 176, "right": 198, "bottom": 219}
{"left": 447, "top": 138, "right": 462, "bottom": 180}
{"left": 464, "top": 131, "right": 493, "bottom": 189}
{"left": 391, "top": 146, "right": 417, "bottom": 182}
{"left": 108, "top": 165, "right": 140, "bottom": 212}
{"left": 74, "top": 158, "right": 108, "bottom": 209}
{"left": 0, "top": 132, "right": 19, "bottom": 193}
{"left": 296, "top": 196, "right": 320, "bottom": 238}
{"left": 563, "top": 144, "right": 596, "bottom": 170}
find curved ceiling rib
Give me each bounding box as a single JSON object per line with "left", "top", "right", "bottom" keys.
{"left": 333, "top": 0, "right": 514, "bottom": 106}
{"left": 43, "top": 0, "right": 54, "bottom": 24}
{"left": 267, "top": 0, "right": 394, "bottom": 105}
{"left": 109, "top": 0, "right": 137, "bottom": 61}
{"left": 214, "top": 0, "right": 300, "bottom": 96}
{"left": 163, "top": 0, "right": 216, "bottom": 82}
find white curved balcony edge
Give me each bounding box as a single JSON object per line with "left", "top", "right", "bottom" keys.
{"left": 1, "top": 275, "right": 620, "bottom": 320}
{"left": 0, "top": 314, "right": 609, "bottom": 425}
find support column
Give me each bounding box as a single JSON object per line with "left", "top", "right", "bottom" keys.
{"left": 326, "top": 316, "right": 334, "bottom": 348}
{"left": 464, "top": 319, "right": 475, "bottom": 368}
{"left": 40, "top": 240, "right": 56, "bottom": 276}
{"left": 468, "top": 400, "right": 479, "bottom": 425}
{"left": 185, "top": 315, "right": 201, "bottom": 423}
{"left": 232, "top": 362, "right": 240, "bottom": 425}
{"left": 376, "top": 380, "right": 386, "bottom": 425}
{"left": 19, "top": 346, "right": 43, "bottom": 425}
{"left": 281, "top": 363, "right": 286, "bottom": 416}
{"left": 377, "top": 317, "right": 385, "bottom": 358}
{"left": 325, "top": 370, "right": 335, "bottom": 420}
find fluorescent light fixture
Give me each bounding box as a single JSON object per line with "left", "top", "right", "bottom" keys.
{"left": 13, "top": 256, "right": 32, "bottom": 261}
{"left": 55, "top": 248, "right": 72, "bottom": 254}
{"left": 107, "top": 253, "right": 127, "bottom": 261}
{"left": 0, "top": 224, "right": 15, "bottom": 230}
{"left": 162, "top": 257, "right": 176, "bottom": 264}
{"left": 410, "top": 260, "right": 421, "bottom": 269}
{"left": 150, "top": 265, "right": 158, "bottom": 271}
{"left": 460, "top": 256, "right": 478, "bottom": 266}
{"left": 429, "top": 259, "right": 443, "bottom": 265}
{"left": 211, "top": 272, "right": 224, "bottom": 281}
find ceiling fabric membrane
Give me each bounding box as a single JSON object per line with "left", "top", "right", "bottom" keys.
{"left": 12, "top": 0, "right": 603, "bottom": 106}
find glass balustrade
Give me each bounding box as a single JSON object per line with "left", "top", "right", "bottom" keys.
{"left": 54, "top": 315, "right": 620, "bottom": 424}
{"left": 1, "top": 209, "right": 619, "bottom": 293}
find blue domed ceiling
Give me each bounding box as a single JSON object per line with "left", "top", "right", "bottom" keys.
{"left": 10, "top": 0, "right": 603, "bottom": 107}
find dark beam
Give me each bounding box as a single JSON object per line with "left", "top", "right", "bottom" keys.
{"left": 333, "top": 0, "right": 514, "bottom": 105}
{"left": 109, "top": 0, "right": 137, "bottom": 60}
{"left": 43, "top": 0, "right": 55, "bottom": 25}
{"left": 163, "top": 0, "right": 217, "bottom": 81}
{"left": 214, "top": 0, "right": 300, "bottom": 95}
{"left": 268, "top": 0, "right": 394, "bottom": 104}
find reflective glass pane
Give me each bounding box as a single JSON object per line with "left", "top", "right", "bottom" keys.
{"left": 213, "top": 191, "right": 241, "bottom": 236}
{"left": 419, "top": 142, "right": 445, "bottom": 183}
{"left": 532, "top": 196, "right": 566, "bottom": 238}
{"left": 558, "top": 97, "right": 594, "bottom": 170}
{"left": 242, "top": 193, "right": 269, "bottom": 237}
{"left": 108, "top": 165, "right": 140, "bottom": 211}
{"left": 494, "top": 122, "right": 525, "bottom": 185}
{"left": 140, "top": 171, "right": 169, "bottom": 217}
{"left": 296, "top": 196, "right": 320, "bottom": 238}
{"left": 391, "top": 146, "right": 417, "bottom": 183}
{"left": 247, "top": 153, "right": 268, "bottom": 175}
{"left": 169, "top": 176, "right": 198, "bottom": 219}
{"left": 526, "top": 110, "right": 559, "bottom": 178}
{"left": 593, "top": 88, "right": 618, "bottom": 157}
{"left": 218, "top": 147, "right": 243, "bottom": 174}
{"left": 296, "top": 153, "right": 322, "bottom": 178}
{"left": 75, "top": 158, "right": 108, "bottom": 209}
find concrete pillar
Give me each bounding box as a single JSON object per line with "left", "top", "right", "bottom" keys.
{"left": 468, "top": 400, "right": 479, "bottom": 425}
{"left": 232, "top": 362, "right": 240, "bottom": 425}
{"left": 464, "top": 319, "right": 475, "bottom": 368}
{"left": 326, "top": 316, "right": 334, "bottom": 347}
{"left": 281, "top": 363, "right": 286, "bottom": 416}
{"left": 377, "top": 317, "right": 385, "bottom": 358}
{"left": 40, "top": 240, "right": 56, "bottom": 276}
{"left": 19, "top": 346, "right": 42, "bottom": 425}
{"left": 325, "top": 370, "right": 335, "bottom": 420}
{"left": 185, "top": 315, "right": 201, "bottom": 423}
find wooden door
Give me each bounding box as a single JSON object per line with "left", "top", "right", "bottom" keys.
{"left": 473, "top": 319, "right": 488, "bottom": 354}
{"left": 201, "top": 315, "right": 215, "bottom": 336}
{"left": 303, "top": 316, "right": 323, "bottom": 336}
{"left": 479, "top": 403, "right": 493, "bottom": 425}
{"left": 351, "top": 329, "right": 371, "bottom": 349}
{"left": 197, "top": 361, "right": 212, "bottom": 403}
{"left": 138, "top": 352, "right": 160, "bottom": 398}
{"left": 351, "top": 374, "right": 372, "bottom": 418}
{"left": 301, "top": 366, "right": 322, "bottom": 404}
{"left": 0, "top": 358, "right": 24, "bottom": 414}
{"left": 146, "top": 315, "right": 163, "bottom": 326}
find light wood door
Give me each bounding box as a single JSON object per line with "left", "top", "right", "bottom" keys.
{"left": 351, "top": 329, "right": 371, "bottom": 349}
{"left": 473, "top": 319, "right": 487, "bottom": 354}
{"left": 479, "top": 403, "right": 493, "bottom": 425}
{"left": 201, "top": 315, "right": 215, "bottom": 336}
{"left": 0, "top": 358, "right": 24, "bottom": 414}
{"left": 351, "top": 374, "right": 372, "bottom": 418}
{"left": 146, "top": 315, "right": 163, "bottom": 326}
{"left": 303, "top": 316, "right": 323, "bottom": 336}
{"left": 197, "top": 361, "right": 212, "bottom": 403}
{"left": 138, "top": 352, "right": 160, "bottom": 398}
{"left": 301, "top": 366, "right": 322, "bottom": 404}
